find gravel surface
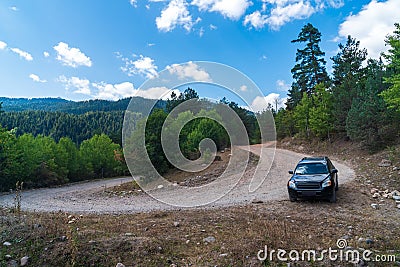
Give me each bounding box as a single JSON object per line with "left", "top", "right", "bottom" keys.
{"left": 0, "top": 145, "right": 354, "bottom": 213}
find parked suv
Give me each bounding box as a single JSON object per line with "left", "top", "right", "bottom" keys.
{"left": 287, "top": 157, "right": 338, "bottom": 203}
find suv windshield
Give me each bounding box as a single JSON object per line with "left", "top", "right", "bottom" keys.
{"left": 295, "top": 162, "right": 329, "bottom": 175}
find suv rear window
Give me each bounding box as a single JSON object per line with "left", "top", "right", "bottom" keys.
{"left": 295, "top": 162, "right": 329, "bottom": 175}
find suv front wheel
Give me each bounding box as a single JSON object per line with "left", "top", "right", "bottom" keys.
{"left": 329, "top": 188, "right": 337, "bottom": 203}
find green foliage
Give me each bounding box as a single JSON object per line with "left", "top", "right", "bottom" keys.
{"left": 145, "top": 109, "right": 170, "bottom": 175}
{"left": 331, "top": 36, "right": 367, "bottom": 132}
{"left": 381, "top": 23, "right": 400, "bottom": 112}
{"left": 0, "top": 96, "right": 164, "bottom": 114}
{"left": 0, "top": 130, "right": 127, "bottom": 191}
{"left": 80, "top": 134, "right": 123, "bottom": 178}
{"left": 274, "top": 109, "right": 295, "bottom": 139}
{"left": 0, "top": 110, "right": 142, "bottom": 145}
{"left": 346, "top": 60, "right": 393, "bottom": 150}
{"left": 288, "top": 23, "right": 330, "bottom": 109}
{"left": 166, "top": 88, "right": 199, "bottom": 113}
{"left": 293, "top": 93, "right": 312, "bottom": 137}
{"left": 309, "top": 84, "right": 334, "bottom": 139}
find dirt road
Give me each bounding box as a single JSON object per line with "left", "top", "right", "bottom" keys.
{"left": 0, "top": 145, "right": 354, "bottom": 213}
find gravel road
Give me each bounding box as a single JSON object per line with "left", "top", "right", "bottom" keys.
{"left": 0, "top": 145, "right": 354, "bottom": 213}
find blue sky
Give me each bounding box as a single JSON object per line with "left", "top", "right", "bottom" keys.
{"left": 0, "top": 0, "right": 399, "bottom": 111}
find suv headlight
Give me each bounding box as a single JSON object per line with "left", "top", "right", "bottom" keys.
{"left": 322, "top": 179, "right": 332, "bottom": 188}
{"left": 288, "top": 180, "right": 296, "bottom": 189}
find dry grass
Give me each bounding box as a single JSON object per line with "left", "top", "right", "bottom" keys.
{"left": 1, "top": 140, "right": 400, "bottom": 266}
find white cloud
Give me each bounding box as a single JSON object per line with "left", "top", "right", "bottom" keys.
{"left": 209, "top": 24, "right": 217, "bottom": 30}
{"left": 276, "top": 79, "right": 290, "bottom": 92}
{"left": 199, "top": 27, "right": 205, "bottom": 37}
{"left": 130, "top": 0, "right": 137, "bottom": 7}
{"left": 10, "top": 47, "right": 33, "bottom": 61}
{"left": 9, "top": 6, "right": 18, "bottom": 11}
{"left": 244, "top": 0, "right": 343, "bottom": 30}
{"left": 0, "top": 41, "right": 7, "bottom": 50}
{"left": 58, "top": 75, "right": 91, "bottom": 95}
{"left": 135, "top": 86, "right": 180, "bottom": 100}
{"left": 338, "top": 0, "right": 400, "bottom": 59}
{"left": 29, "top": 74, "right": 47, "bottom": 83}
{"left": 250, "top": 93, "right": 286, "bottom": 112}
{"left": 244, "top": 11, "right": 268, "bottom": 29}
{"left": 53, "top": 42, "right": 92, "bottom": 68}
{"left": 92, "top": 82, "right": 137, "bottom": 100}
{"left": 156, "top": 0, "right": 195, "bottom": 32}
{"left": 93, "top": 82, "right": 178, "bottom": 100}
{"left": 327, "top": 0, "right": 344, "bottom": 9}
{"left": 192, "top": 0, "right": 251, "bottom": 20}
{"left": 266, "top": 1, "right": 316, "bottom": 30}
{"left": 166, "top": 61, "right": 212, "bottom": 82}
{"left": 121, "top": 55, "right": 158, "bottom": 79}
{"left": 43, "top": 51, "right": 50, "bottom": 57}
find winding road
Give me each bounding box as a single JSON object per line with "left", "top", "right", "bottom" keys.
{"left": 0, "top": 145, "right": 355, "bottom": 213}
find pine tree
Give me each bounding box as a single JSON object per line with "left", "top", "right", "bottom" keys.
{"left": 288, "top": 23, "right": 330, "bottom": 109}
{"left": 331, "top": 36, "right": 367, "bottom": 132}
{"left": 381, "top": 23, "right": 400, "bottom": 112}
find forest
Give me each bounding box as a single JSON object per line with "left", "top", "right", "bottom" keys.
{"left": 1, "top": 23, "right": 400, "bottom": 191}
{"left": 274, "top": 23, "right": 400, "bottom": 150}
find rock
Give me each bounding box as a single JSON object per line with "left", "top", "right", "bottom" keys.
{"left": 157, "top": 185, "right": 164, "bottom": 189}
{"left": 20, "top": 256, "right": 29, "bottom": 266}
{"left": 219, "top": 253, "right": 228, "bottom": 257}
{"left": 341, "top": 235, "right": 350, "bottom": 240}
{"left": 173, "top": 221, "right": 180, "bottom": 227}
{"left": 357, "top": 259, "right": 367, "bottom": 267}
{"left": 298, "top": 145, "right": 304, "bottom": 151}
{"left": 124, "top": 233, "right": 134, "bottom": 236}
{"left": 382, "top": 193, "right": 388, "bottom": 198}
{"left": 3, "top": 241, "right": 11, "bottom": 246}
{"left": 365, "top": 238, "right": 374, "bottom": 245}
{"left": 203, "top": 236, "right": 216, "bottom": 243}
{"left": 358, "top": 237, "right": 366, "bottom": 243}
{"left": 214, "top": 155, "right": 222, "bottom": 161}
{"left": 8, "top": 260, "right": 18, "bottom": 267}
{"left": 378, "top": 159, "right": 392, "bottom": 167}
{"left": 370, "top": 188, "right": 379, "bottom": 194}
{"left": 251, "top": 198, "right": 264, "bottom": 204}
{"left": 393, "top": 166, "right": 399, "bottom": 171}
{"left": 393, "top": 195, "right": 400, "bottom": 201}
{"left": 371, "top": 203, "right": 379, "bottom": 209}
{"left": 372, "top": 192, "right": 380, "bottom": 198}
{"left": 392, "top": 190, "right": 400, "bottom": 196}
{"left": 397, "top": 204, "right": 400, "bottom": 209}
{"left": 59, "top": 236, "right": 67, "bottom": 242}
{"left": 116, "top": 263, "right": 125, "bottom": 267}
{"left": 5, "top": 254, "right": 12, "bottom": 260}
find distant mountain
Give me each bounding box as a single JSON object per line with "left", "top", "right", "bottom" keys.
{"left": 0, "top": 97, "right": 166, "bottom": 114}
{"left": 0, "top": 97, "right": 166, "bottom": 145}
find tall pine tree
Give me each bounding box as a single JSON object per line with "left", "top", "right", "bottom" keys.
{"left": 287, "top": 23, "right": 329, "bottom": 109}
{"left": 331, "top": 36, "right": 367, "bottom": 133}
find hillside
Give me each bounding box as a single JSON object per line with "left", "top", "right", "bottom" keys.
{"left": 0, "top": 97, "right": 165, "bottom": 114}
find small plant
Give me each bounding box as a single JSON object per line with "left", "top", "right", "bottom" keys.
{"left": 387, "top": 145, "right": 398, "bottom": 163}
{"left": 13, "top": 181, "right": 23, "bottom": 219}
{"left": 66, "top": 214, "right": 81, "bottom": 267}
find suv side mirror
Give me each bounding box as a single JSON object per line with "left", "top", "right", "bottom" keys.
{"left": 288, "top": 170, "right": 294, "bottom": 174}
{"left": 331, "top": 169, "right": 338, "bottom": 174}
